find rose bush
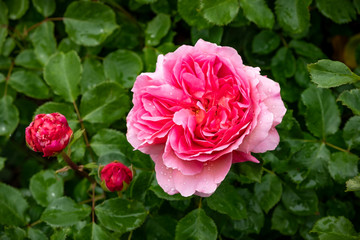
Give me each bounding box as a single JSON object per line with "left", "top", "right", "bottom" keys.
{"left": 127, "top": 39, "right": 286, "bottom": 197}
{"left": 100, "top": 162, "right": 133, "bottom": 192}
{"left": 25, "top": 113, "right": 73, "bottom": 157}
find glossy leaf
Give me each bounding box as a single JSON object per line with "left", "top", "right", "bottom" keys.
{"left": 328, "top": 152, "right": 359, "bottom": 183}
{"left": 9, "top": 70, "right": 50, "bottom": 99}
{"left": 0, "top": 96, "right": 19, "bottom": 136}
{"left": 289, "top": 40, "right": 327, "bottom": 61}
{"left": 29, "top": 170, "right": 64, "bottom": 207}
{"left": 41, "top": 196, "right": 91, "bottom": 227}
{"left": 0, "top": 157, "right": 5, "bottom": 170}
{"left": 80, "top": 82, "right": 130, "bottom": 124}
{"left": 4, "top": 0, "right": 29, "bottom": 20}
{"left": 29, "top": 21, "right": 57, "bottom": 66}
{"left": 32, "top": 0, "right": 55, "bottom": 17}
{"left": 288, "top": 143, "right": 331, "bottom": 189}
{"left": 0, "top": 182, "right": 29, "bottom": 226}
{"left": 312, "top": 216, "right": 358, "bottom": 240}
{"left": 254, "top": 174, "right": 282, "bottom": 213}
{"left": 129, "top": 171, "right": 154, "bottom": 201}
{"left": 308, "top": 60, "right": 360, "bottom": 88}
{"left": 103, "top": 49, "right": 143, "bottom": 88}
{"left": 275, "top": 0, "right": 310, "bottom": 36}
{"left": 0, "top": 0, "right": 8, "bottom": 25}
{"left": 316, "top": 0, "right": 356, "bottom": 24}
{"left": 64, "top": 1, "right": 118, "bottom": 46}
{"left": 14, "top": 49, "right": 42, "bottom": 69}
{"left": 207, "top": 183, "right": 247, "bottom": 220}
{"left": 346, "top": 176, "right": 360, "bottom": 192}
{"left": 95, "top": 198, "right": 147, "bottom": 233}
{"left": 191, "top": 26, "right": 223, "bottom": 45}
{"left": 252, "top": 30, "right": 280, "bottom": 55}
{"left": 145, "top": 14, "right": 171, "bottom": 46}
{"left": 145, "top": 216, "right": 177, "bottom": 240}
{"left": 44, "top": 51, "right": 81, "bottom": 102}
{"left": 271, "top": 204, "right": 299, "bottom": 235}
{"left": 177, "top": 0, "right": 211, "bottom": 29}
{"left": 282, "top": 186, "right": 318, "bottom": 216}
{"left": 239, "top": 0, "right": 274, "bottom": 29}
{"left": 28, "top": 228, "right": 47, "bottom": 240}
{"left": 200, "top": 0, "right": 239, "bottom": 26}
{"left": 74, "top": 223, "right": 113, "bottom": 240}
{"left": 338, "top": 89, "right": 360, "bottom": 115}
{"left": 80, "top": 58, "right": 106, "bottom": 94}
{"left": 175, "top": 208, "right": 217, "bottom": 240}
{"left": 271, "top": 47, "right": 296, "bottom": 81}
{"left": 301, "top": 87, "right": 340, "bottom": 139}
{"left": 343, "top": 116, "right": 360, "bottom": 149}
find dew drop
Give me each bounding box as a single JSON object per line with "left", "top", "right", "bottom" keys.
{"left": 171, "top": 187, "right": 175, "bottom": 191}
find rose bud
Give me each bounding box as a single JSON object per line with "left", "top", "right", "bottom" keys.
{"left": 25, "top": 113, "right": 73, "bottom": 157}
{"left": 99, "top": 162, "right": 133, "bottom": 192}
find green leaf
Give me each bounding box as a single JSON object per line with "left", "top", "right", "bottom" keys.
{"left": 95, "top": 198, "right": 147, "bottom": 234}
{"left": 0, "top": 157, "right": 5, "bottom": 170}
{"left": 316, "top": 0, "right": 356, "bottom": 24}
{"left": 343, "top": 116, "right": 360, "bottom": 149}
{"left": 355, "top": 0, "right": 360, "bottom": 14}
{"left": 275, "top": 0, "right": 310, "bottom": 36}
{"left": 0, "top": 182, "right": 29, "bottom": 226}
{"left": 0, "top": 28, "right": 7, "bottom": 55}
{"left": 29, "top": 21, "right": 57, "bottom": 66}
{"left": 9, "top": 70, "right": 50, "bottom": 99}
{"left": 0, "top": 96, "right": 19, "bottom": 136}
{"left": 44, "top": 50, "right": 81, "bottom": 102}
{"left": 3, "top": 226, "right": 26, "bottom": 240}
{"left": 64, "top": 1, "right": 118, "bottom": 46}
{"left": 289, "top": 40, "right": 327, "bottom": 61}
{"left": 58, "top": 38, "right": 80, "bottom": 53}
{"left": 207, "top": 183, "right": 247, "bottom": 220}
{"left": 103, "top": 49, "right": 143, "bottom": 88}
{"left": 200, "top": 0, "right": 239, "bottom": 26}
{"left": 0, "top": 0, "right": 8, "bottom": 25}
{"left": 308, "top": 60, "right": 360, "bottom": 88}
{"left": 288, "top": 142, "right": 331, "bottom": 189}
{"left": 271, "top": 204, "right": 299, "bottom": 235}
{"left": 28, "top": 228, "right": 47, "bottom": 240}
{"left": 312, "top": 216, "right": 358, "bottom": 240}
{"left": 145, "top": 216, "right": 177, "bottom": 240}
{"left": 41, "top": 196, "right": 91, "bottom": 227}
{"left": 346, "top": 176, "right": 360, "bottom": 192}
{"left": 282, "top": 186, "right": 318, "bottom": 216}
{"left": 338, "top": 89, "right": 360, "bottom": 115}
{"left": 328, "top": 152, "right": 359, "bottom": 183}
{"left": 67, "top": 129, "right": 84, "bottom": 150}
{"left": 177, "top": 0, "right": 212, "bottom": 29}
{"left": 150, "top": 184, "right": 190, "bottom": 201}
{"left": 29, "top": 170, "right": 64, "bottom": 207}
{"left": 254, "top": 174, "right": 282, "bottom": 213}
{"left": 191, "top": 26, "right": 223, "bottom": 45}
{"left": 80, "top": 58, "right": 106, "bottom": 94}
{"left": 239, "top": 0, "right": 274, "bottom": 29}
{"left": 145, "top": 14, "right": 171, "bottom": 46}
{"left": 80, "top": 82, "right": 130, "bottom": 125}
{"left": 271, "top": 47, "right": 296, "bottom": 81}
{"left": 232, "top": 189, "right": 264, "bottom": 235}
{"left": 74, "top": 223, "right": 113, "bottom": 240}
{"left": 14, "top": 49, "right": 42, "bottom": 69}
{"left": 252, "top": 30, "right": 280, "bottom": 55}
{"left": 4, "top": 0, "right": 29, "bottom": 20}
{"left": 32, "top": 0, "right": 55, "bottom": 17}
{"left": 295, "top": 57, "right": 311, "bottom": 88}
{"left": 175, "top": 208, "right": 217, "bottom": 240}
{"left": 301, "top": 87, "right": 340, "bottom": 139}
{"left": 129, "top": 171, "right": 154, "bottom": 201}
{"left": 234, "top": 161, "right": 263, "bottom": 183}
{"left": 90, "top": 128, "right": 133, "bottom": 157}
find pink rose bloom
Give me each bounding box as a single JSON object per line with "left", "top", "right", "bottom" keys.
{"left": 127, "top": 39, "right": 286, "bottom": 197}
{"left": 100, "top": 162, "right": 133, "bottom": 192}
{"left": 25, "top": 113, "right": 73, "bottom": 157}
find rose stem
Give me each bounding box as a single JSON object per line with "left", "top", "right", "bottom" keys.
{"left": 60, "top": 151, "right": 95, "bottom": 183}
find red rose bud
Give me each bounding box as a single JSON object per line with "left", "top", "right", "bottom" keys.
{"left": 100, "top": 162, "right": 133, "bottom": 192}
{"left": 25, "top": 113, "right": 73, "bottom": 157}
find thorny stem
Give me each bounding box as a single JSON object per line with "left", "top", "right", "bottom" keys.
{"left": 61, "top": 151, "right": 95, "bottom": 183}
{"left": 91, "top": 182, "right": 96, "bottom": 222}
{"left": 72, "top": 101, "right": 95, "bottom": 161}
{"left": 3, "top": 61, "right": 14, "bottom": 97}
{"left": 24, "top": 17, "right": 64, "bottom": 36}
{"left": 79, "top": 193, "right": 105, "bottom": 204}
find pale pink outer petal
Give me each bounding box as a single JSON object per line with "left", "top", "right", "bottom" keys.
{"left": 172, "top": 153, "right": 233, "bottom": 197}
{"left": 232, "top": 151, "right": 259, "bottom": 163}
